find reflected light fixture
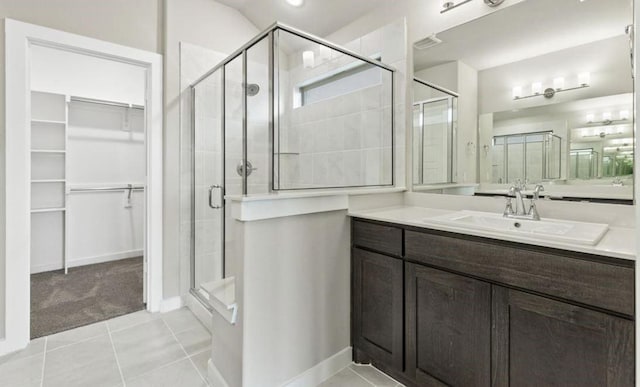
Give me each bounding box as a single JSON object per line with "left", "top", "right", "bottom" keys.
{"left": 513, "top": 72, "right": 590, "bottom": 100}
{"left": 285, "top": 0, "right": 304, "bottom": 7}
{"left": 512, "top": 86, "right": 522, "bottom": 99}
{"left": 302, "top": 50, "right": 315, "bottom": 69}
{"left": 441, "top": 0, "right": 504, "bottom": 13}
{"left": 585, "top": 110, "right": 631, "bottom": 126}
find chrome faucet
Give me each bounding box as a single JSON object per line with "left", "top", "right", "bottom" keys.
{"left": 504, "top": 182, "right": 543, "bottom": 221}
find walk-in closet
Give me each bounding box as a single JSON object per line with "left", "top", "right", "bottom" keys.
{"left": 29, "top": 44, "right": 148, "bottom": 338}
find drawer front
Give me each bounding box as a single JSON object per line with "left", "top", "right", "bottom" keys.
{"left": 405, "top": 230, "right": 634, "bottom": 316}
{"left": 353, "top": 219, "right": 403, "bottom": 257}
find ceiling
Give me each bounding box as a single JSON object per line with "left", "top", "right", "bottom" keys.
{"left": 413, "top": 0, "right": 633, "bottom": 71}
{"left": 216, "top": 0, "right": 388, "bottom": 37}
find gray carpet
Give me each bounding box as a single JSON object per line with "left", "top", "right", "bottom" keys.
{"left": 31, "top": 257, "right": 144, "bottom": 339}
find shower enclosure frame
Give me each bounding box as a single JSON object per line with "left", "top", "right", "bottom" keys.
{"left": 189, "top": 22, "right": 397, "bottom": 306}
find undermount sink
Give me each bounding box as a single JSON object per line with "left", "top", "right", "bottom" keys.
{"left": 426, "top": 210, "right": 609, "bottom": 246}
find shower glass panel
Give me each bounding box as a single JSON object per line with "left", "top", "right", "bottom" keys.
{"left": 570, "top": 149, "right": 598, "bottom": 179}
{"left": 189, "top": 24, "right": 395, "bottom": 301}
{"left": 192, "top": 69, "right": 224, "bottom": 294}
{"left": 506, "top": 135, "right": 525, "bottom": 182}
{"left": 273, "top": 29, "right": 393, "bottom": 189}
{"left": 246, "top": 36, "right": 270, "bottom": 195}
{"left": 493, "top": 132, "right": 561, "bottom": 184}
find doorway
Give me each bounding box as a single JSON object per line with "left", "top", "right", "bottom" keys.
{"left": 2, "top": 19, "right": 163, "bottom": 354}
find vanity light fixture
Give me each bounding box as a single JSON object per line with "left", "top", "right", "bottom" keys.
{"left": 441, "top": 0, "right": 505, "bottom": 14}
{"left": 285, "top": 0, "right": 304, "bottom": 7}
{"left": 586, "top": 110, "right": 630, "bottom": 126}
{"left": 513, "top": 72, "right": 590, "bottom": 100}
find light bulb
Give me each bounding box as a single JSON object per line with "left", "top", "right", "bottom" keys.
{"left": 286, "top": 0, "right": 304, "bottom": 7}
{"left": 619, "top": 110, "right": 630, "bottom": 120}
{"left": 586, "top": 113, "right": 594, "bottom": 123}
{"left": 319, "top": 45, "right": 331, "bottom": 61}
{"left": 512, "top": 86, "right": 522, "bottom": 99}
{"left": 553, "top": 77, "right": 565, "bottom": 90}
{"left": 602, "top": 112, "right": 612, "bottom": 122}
{"left": 531, "top": 82, "right": 542, "bottom": 95}
{"left": 578, "top": 72, "right": 590, "bottom": 86}
{"left": 302, "top": 50, "right": 314, "bottom": 69}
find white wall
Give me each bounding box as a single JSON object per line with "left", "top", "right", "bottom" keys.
{"left": 241, "top": 210, "right": 350, "bottom": 386}
{"left": 31, "top": 45, "right": 147, "bottom": 105}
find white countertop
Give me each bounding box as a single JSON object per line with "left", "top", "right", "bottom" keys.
{"left": 348, "top": 206, "right": 636, "bottom": 261}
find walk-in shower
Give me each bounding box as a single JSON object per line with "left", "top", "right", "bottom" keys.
{"left": 189, "top": 23, "right": 395, "bottom": 305}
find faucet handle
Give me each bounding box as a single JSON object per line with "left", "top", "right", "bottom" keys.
{"left": 503, "top": 197, "right": 514, "bottom": 217}
{"left": 533, "top": 184, "right": 545, "bottom": 200}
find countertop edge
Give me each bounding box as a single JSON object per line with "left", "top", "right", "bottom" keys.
{"left": 348, "top": 207, "right": 636, "bottom": 261}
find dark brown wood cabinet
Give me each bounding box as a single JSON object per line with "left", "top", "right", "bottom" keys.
{"left": 492, "top": 286, "right": 635, "bottom": 387}
{"left": 352, "top": 247, "right": 404, "bottom": 372}
{"left": 406, "top": 263, "right": 491, "bottom": 386}
{"left": 351, "top": 218, "right": 635, "bottom": 387}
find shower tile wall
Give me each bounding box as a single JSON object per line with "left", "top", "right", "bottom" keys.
{"left": 277, "top": 19, "right": 407, "bottom": 189}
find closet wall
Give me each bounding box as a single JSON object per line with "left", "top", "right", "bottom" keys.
{"left": 30, "top": 45, "right": 147, "bottom": 273}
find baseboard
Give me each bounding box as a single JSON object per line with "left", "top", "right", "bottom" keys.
{"left": 185, "top": 292, "right": 214, "bottom": 333}
{"left": 160, "top": 296, "right": 184, "bottom": 313}
{"left": 208, "top": 358, "right": 230, "bottom": 387}
{"left": 68, "top": 250, "right": 144, "bottom": 268}
{"left": 282, "top": 347, "right": 353, "bottom": 387}
{"left": 30, "top": 249, "right": 143, "bottom": 274}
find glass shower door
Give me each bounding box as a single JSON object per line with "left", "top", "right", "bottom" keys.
{"left": 192, "top": 69, "right": 225, "bottom": 297}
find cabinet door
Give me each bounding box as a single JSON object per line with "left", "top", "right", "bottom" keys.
{"left": 492, "top": 286, "right": 634, "bottom": 387}
{"left": 352, "top": 248, "right": 404, "bottom": 371}
{"left": 406, "top": 263, "right": 491, "bottom": 386}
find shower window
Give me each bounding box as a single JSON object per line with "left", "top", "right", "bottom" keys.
{"left": 299, "top": 57, "right": 382, "bottom": 106}
{"left": 274, "top": 29, "right": 394, "bottom": 190}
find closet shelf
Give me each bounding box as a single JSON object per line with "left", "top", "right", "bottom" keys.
{"left": 31, "top": 207, "right": 66, "bottom": 213}
{"left": 31, "top": 149, "right": 66, "bottom": 154}
{"left": 31, "top": 179, "right": 66, "bottom": 183}
{"left": 31, "top": 119, "right": 66, "bottom": 125}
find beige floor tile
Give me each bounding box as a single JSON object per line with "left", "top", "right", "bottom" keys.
{"left": 107, "top": 310, "right": 159, "bottom": 333}
{"left": 175, "top": 324, "right": 211, "bottom": 355}
{"left": 47, "top": 321, "right": 108, "bottom": 351}
{"left": 126, "top": 358, "right": 207, "bottom": 387}
{"left": 349, "top": 364, "right": 398, "bottom": 386}
{"left": 0, "top": 352, "right": 43, "bottom": 387}
{"left": 43, "top": 335, "right": 122, "bottom": 387}
{"left": 162, "top": 308, "right": 203, "bottom": 334}
{"left": 189, "top": 350, "right": 210, "bottom": 379}
{"left": 0, "top": 337, "right": 45, "bottom": 366}
{"left": 319, "top": 368, "right": 373, "bottom": 387}
{"left": 111, "top": 320, "right": 186, "bottom": 380}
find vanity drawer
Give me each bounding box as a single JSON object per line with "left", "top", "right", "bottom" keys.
{"left": 352, "top": 220, "right": 403, "bottom": 257}
{"left": 405, "top": 230, "right": 634, "bottom": 316}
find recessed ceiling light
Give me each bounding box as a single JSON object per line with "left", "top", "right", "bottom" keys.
{"left": 286, "top": 0, "right": 304, "bottom": 7}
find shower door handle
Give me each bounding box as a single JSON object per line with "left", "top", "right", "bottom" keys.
{"left": 208, "top": 185, "right": 223, "bottom": 209}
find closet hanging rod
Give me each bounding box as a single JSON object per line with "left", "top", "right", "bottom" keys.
{"left": 69, "top": 96, "right": 145, "bottom": 110}
{"left": 69, "top": 185, "right": 145, "bottom": 193}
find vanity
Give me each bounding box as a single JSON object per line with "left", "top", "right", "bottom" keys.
{"left": 349, "top": 207, "right": 635, "bottom": 387}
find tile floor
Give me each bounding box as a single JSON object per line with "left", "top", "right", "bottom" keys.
{"left": 0, "top": 308, "right": 211, "bottom": 387}
{"left": 0, "top": 307, "right": 401, "bottom": 387}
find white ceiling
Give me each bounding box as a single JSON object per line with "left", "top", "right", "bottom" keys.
{"left": 215, "top": 0, "right": 388, "bottom": 37}
{"left": 413, "top": 0, "right": 633, "bottom": 71}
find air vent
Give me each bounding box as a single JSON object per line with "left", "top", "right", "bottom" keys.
{"left": 413, "top": 34, "right": 442, "bottom": 50}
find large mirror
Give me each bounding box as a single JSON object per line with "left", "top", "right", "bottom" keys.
{"left": 412, "top": 0, "right": 634, "bottom": 202}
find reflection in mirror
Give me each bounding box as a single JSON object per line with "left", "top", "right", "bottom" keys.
{"left": 412, "top": 78, "right": 458, "bottom": 186}
{"left": 412, "top": 0, "right": 634, "bottom": 202}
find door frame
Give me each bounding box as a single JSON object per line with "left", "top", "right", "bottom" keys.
{"left": 2, "top": 18, "right": 163, "bottom": 355}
